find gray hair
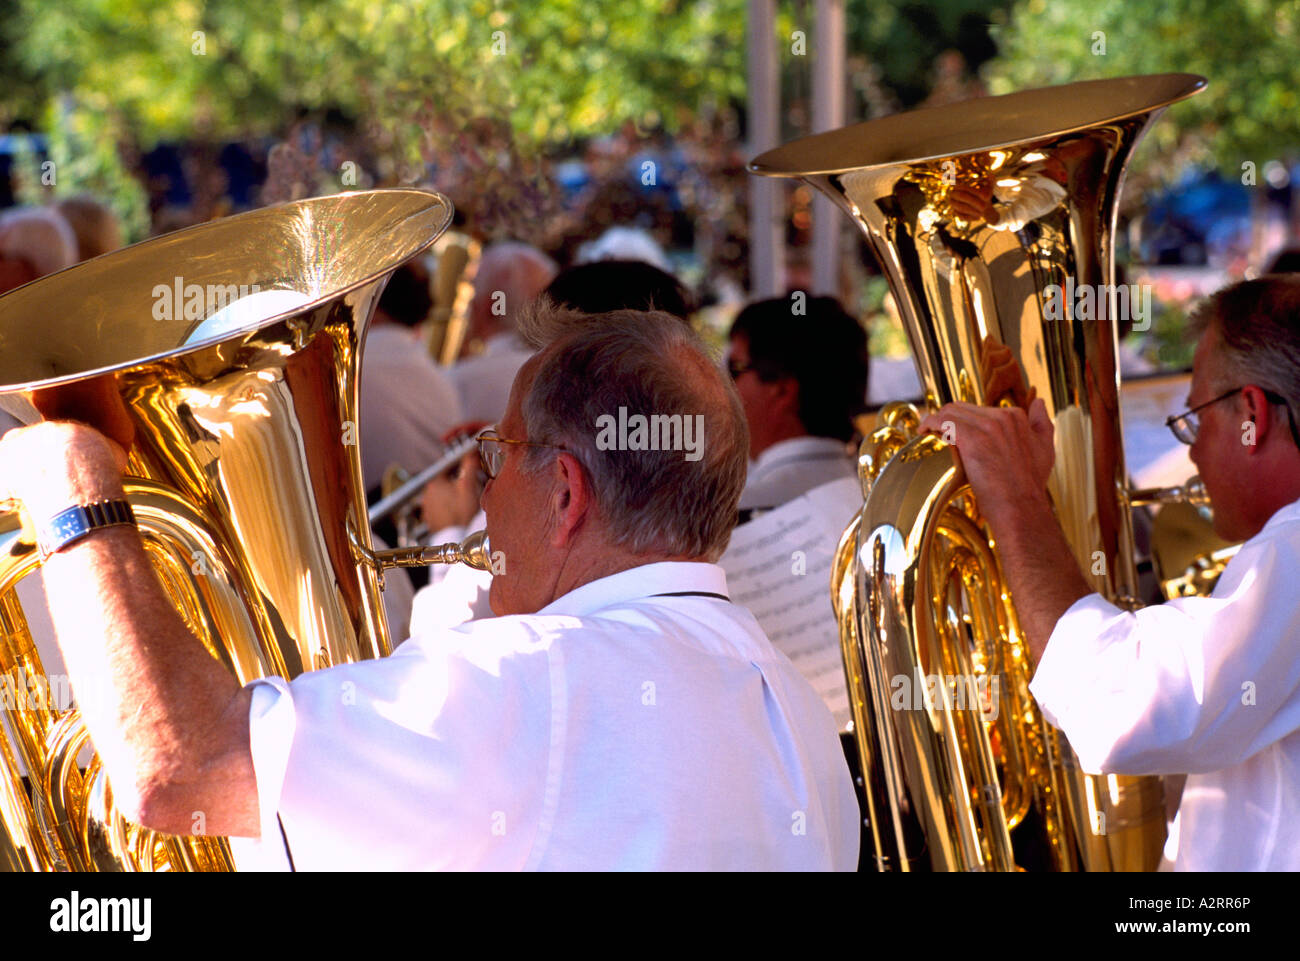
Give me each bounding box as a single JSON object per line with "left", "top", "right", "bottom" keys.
{"left": 516, "top": 300, "right": 749, "bottom": 561}
{"left": 473, "top": 242, "right": 558, "bottom": 331}
{"left": 0, "top": 207, "right": 77, "bottom": 277}
{"left": 1190, "top": 275, "right": 1300, "bottom": 417}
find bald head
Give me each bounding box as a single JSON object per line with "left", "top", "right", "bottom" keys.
{"left": 0, "top": 208, "right": 77, "bottom": 290}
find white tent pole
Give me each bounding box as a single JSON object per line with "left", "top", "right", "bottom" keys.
{"left": 811, "top": 0, "right": 845, "bottom": 296}
{"left": 747, "top": 0, "right": 784, "bottom": 297}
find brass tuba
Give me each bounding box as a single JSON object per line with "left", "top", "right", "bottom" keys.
{"left": 751, "top": 74, "right": 1206, "bottom": 870}
{"left": 0, "top": 189, "right": 489, "bottom": 871}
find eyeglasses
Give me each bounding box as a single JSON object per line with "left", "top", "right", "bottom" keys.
{"left": 1166, "top": 386, "right": 1300, "bottom": 448}
{"left": 474, "top": 429, "right": 566, "bottom": 479}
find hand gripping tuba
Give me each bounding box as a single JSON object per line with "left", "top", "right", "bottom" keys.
{"left": 0, "top": 189, "right": 489, "bottom": 871}
{"left": 752, "top": 74, "right": 1206, "bottom": 871}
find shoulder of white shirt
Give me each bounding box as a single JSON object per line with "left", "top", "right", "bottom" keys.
{"left": 1259, "top": 495, "right": 1300, "bottom": 535}
{"left": 400, "top": 560, "right": 776, "bottom": 661}
{"left": 750, "top": 435, "right": 854, "bottom": 473}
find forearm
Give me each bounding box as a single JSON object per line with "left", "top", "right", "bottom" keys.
{"left": 42, "top": 527, "right": 254, "bottom": 829}
{"left": 985, "top": 490, "right": 1093, "bottom": 663}
{"left": 29, "top": 447, "right": 257, "bottom": 835}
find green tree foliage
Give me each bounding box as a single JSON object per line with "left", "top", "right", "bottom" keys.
{"left": 8, "top": 0, "right": 747, "bottom": 149}
{"left": 3, "top": 0, "right": 757, "bottom": 240}
{"left": 846, "top": 0, "right": 1006, "bottom": 109}
{"left": 988, "top": 0, "right": 1300, "bottom": 180}
{"left": 13, "top": 99, "right": 151, "bottom": 242}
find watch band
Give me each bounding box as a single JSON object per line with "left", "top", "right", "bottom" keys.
{"left": 37, "top": 499, "right": 137, "bottom": 560}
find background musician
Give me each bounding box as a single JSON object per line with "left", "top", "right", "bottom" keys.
{"left": 722, "top": 293, "right": 872, "bottom": 866}
{"left": 447, "top": 241, "right": 557, "bottom": 424}
{"left": 359, "top": 261, "right": 463, "bottom": 499}
{"left": 726, "top": 295, "right": 868, "bottom": 519}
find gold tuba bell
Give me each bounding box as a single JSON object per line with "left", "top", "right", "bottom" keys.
{"left": 751, "top": 74, "right": 1206, "bottom": 871}
{"left": 0, "top": 188, "right": 489, "bottom": 872}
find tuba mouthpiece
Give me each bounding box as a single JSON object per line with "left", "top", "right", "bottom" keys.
{"left": 368, "top": 530, "right": 493, "bottom": 572}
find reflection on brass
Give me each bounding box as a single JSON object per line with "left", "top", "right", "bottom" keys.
{"left": 753, "top": 74, "right": 1206, "bottom": 870}
{"left": 0, "top": 189, "right": 469, "bottom": 871}
{"left": 428, "top": 230, "right": 482, "bottom": 365}
{"left": 1129, "top": 476, "right": 1209, "bottom": 507}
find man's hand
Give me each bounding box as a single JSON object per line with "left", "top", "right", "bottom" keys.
{"left": 918, "top": 397, "right": 1056, "bottom": 531}
{"left": 1, "top": 416, "right": 259, "bottom": 839}
{"left": 28, "top": 375, "right": 135, "bottom": 453}
{"left": 918, "top": 397, "right": 1090, "bottom": 662}
{"left": 419, "top": 420, "right": 490, "bottom": 533}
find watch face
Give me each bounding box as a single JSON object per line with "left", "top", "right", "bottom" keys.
{"left": 55, "top": 511, "right": 87, "bottom": 537}
{"left": 39, "top": 502, "right": 134, "bottom": 558}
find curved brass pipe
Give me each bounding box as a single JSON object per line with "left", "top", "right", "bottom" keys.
{"left": 0, "top": 189, "right": 478, "bottom": 872}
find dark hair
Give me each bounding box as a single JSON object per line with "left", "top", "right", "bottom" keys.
{"left": 377, "top": 262, "right": 433, "bottom": 328}
{"left": 544, "top": 259, "right": 693, "bottom": 320}
{"left": 1265, "top": 248, "right": 1300, "bottom": 274}
{"left": 1190, "top": 275, "right": 1300, "bottom": 415}
{"left": 728, "top": 294, "right": 869, "bottom": 442}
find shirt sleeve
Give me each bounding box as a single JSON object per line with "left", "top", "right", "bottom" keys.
{"left": 1029, "top": 535, "right": 1300, "bottom": 775}
{"left": 235, "top": 626, "right": 554, "bottom": 870}
{"left": 227, "top": 677, "right": 296, "bottom": 871}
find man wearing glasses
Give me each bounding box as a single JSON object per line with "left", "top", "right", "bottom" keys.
{"left": 919, "top": 276, "right": 1300, "bottom": 871}
{"left": 725, "top": 295, "right": 869, "bottom": 520}
{"left": 0, "top": 302, "right": 859, "bottom": 871}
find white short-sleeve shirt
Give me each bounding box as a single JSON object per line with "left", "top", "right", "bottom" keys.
{"left": 739, "top": 436, "right": 856, "bottom": 512}
{"left": 1030, "top": 498, "right": 1300, "bottom": 871}
{"left": 232, "top": 562, "right": 860, "bottom": 871}
{"left": 359, "top": 325, "right": 463, "bottom": 492}
{"left": 447, "top": 332, "right": 533, "bottom": 425}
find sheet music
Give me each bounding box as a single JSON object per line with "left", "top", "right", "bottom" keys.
{"left": 721, "top": 476, "right": 863, "bottom": 730}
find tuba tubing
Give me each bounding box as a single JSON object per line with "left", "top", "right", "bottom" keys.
{"left": 0, "top": 189, "right": 483, "bottom": 872}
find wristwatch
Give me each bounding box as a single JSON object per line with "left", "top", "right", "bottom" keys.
{"left": 36, "top": 499, "right": 137, "bottom": 560}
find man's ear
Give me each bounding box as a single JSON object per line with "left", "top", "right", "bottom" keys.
{"left": 772, "top": 375, "right": 800, "bottom": 417}
{"left": 549, "top": 451, "right": 591, "bottom": 548}
{"left": 1241, "top": 385, "right": 1273, "bottom": 455}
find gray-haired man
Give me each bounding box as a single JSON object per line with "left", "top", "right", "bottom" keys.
{"left": 0, "top": 304, "right": 859, "bottom": 870}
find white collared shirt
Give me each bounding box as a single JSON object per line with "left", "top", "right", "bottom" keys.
{"left": 739, "top": 436, "right": 856, "bottom": 511}
{"left": 410, "top": 510, "right": 494, "bottom": 632}
{"left": 1029, "top": 498, "right": 1300, "bottom": 871}
{"left": 359, "top": 325, "right": 463, "bottom": 491}
{"left": 232, "top": 562, "right": 860, "bottom": 871}
{"left": 447, "top": 332, "right": 533, "bottom": 424}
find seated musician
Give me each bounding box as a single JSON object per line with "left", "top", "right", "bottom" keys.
{"left": 726, "top": 295, "right": 868, "bottom": 520}
{"left": 920, "top": 276, "right": 1300, "bottom": 871}
{"left": 0, "top": 303, "right": 859, "bottom": 871}
{"left": 447, "top": 242, "right": 557, "bottom": 425}
{"left": 360, "top": 261, "right": 463, "bottom": 501}
{"left": 410, "top": 258, "right": 695, "bottom": 633}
